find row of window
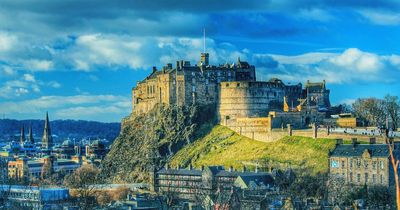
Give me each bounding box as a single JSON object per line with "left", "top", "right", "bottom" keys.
{"left": 341, "top": 159, "right": 385, "bottom": 170}
{"left": 346, "top": 172, "right": 385, "bottom": 184}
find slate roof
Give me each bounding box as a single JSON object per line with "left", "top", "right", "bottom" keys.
{"left": 156, "top": 166, "right": 269, "bottom": 177}
{"left": 330, "top": 144, "right": 390, "bottom": 158}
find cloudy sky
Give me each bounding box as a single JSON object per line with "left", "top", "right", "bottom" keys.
{"left": 0, "top": 0, "right": 400, "bottom": 122}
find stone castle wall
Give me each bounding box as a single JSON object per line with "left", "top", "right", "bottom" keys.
{"left": 217, "top": 81, "right": 288, "bottom": 121}
{"left": 132, "top": 57, "right": 256, "bottom": 115}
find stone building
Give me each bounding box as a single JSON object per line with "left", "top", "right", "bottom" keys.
{"left": 7, "top": 156, "right": 81, "bottom": 181}
{"left": 328, "top": 139, "right": 399, "bottom": 187}
{"left": 132, "top": 54, "right": 256, "bottom": 115}
{"left": 152, "top": 165, "right": 273, "bottom": 202}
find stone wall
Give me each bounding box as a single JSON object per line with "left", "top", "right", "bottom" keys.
{"left": 217, "top": 81, "right": 287, "bottom": 121}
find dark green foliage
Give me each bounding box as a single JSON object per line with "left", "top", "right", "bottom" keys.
{"left": 99, "top": 104, "right": 216, "bottom": 183}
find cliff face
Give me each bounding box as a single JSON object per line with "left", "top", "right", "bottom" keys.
{"left": 99, "top": 104, "right": 215, "bottom": 183}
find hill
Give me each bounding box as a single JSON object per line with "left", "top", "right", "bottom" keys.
{"left": 170, "top": 125, "right": 344, "bottom": 174}
{"left": 0, "top": 119, "right": 120, "bottom": 142}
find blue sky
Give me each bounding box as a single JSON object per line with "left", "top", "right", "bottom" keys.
{"left": 0, "top": 0, "right": 400, "bottom": 122}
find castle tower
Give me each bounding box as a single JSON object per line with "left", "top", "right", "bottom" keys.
{"left": 28, "top": 125, "right": 34, "bottom": 144}
{"left": 41, "top": 112, "right": 53, "bottom": 150}
{"left": 19, "top": 125, "right": 25, "bottom": 145}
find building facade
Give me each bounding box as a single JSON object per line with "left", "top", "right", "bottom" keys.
{"left": 328, "top": 139, "right": 398, "bottom": 187}
{"left": 152, "top": 166, "right": 273, "bottom": 202}
{"left": 7, "top": 156, "right": 81, "bottom": 181}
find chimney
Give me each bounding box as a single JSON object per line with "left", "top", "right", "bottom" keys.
{"left": 369, "top": 137, "right": 376, "bottom": 144}
{"left": 229, "top": 166, "right": 233, "bottom": 172}
{"left": 336, "top": 138, "right": 343, "bottom": 145}
{"left": 352, "top": 138, "right": 358, "bottom": 146}
{"left": 152, "top": 66, "right": 157, "bottom": 73}
{"left": 176, "top": 61, "right": 180, "bottom": 70}
{"left": 201, "top": 165, "right": 204, "bottom": 171}
{"left": 242, "top": 166, "right": 246, "bottom": 172}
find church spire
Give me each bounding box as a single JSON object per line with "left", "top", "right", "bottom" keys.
{"left": 20, "top": 125, "right": 25, "bottom": 145}
{"left": 28, "top": 124, "right": 34, "bottom": 144}
{"left": 42, "top": 112, "right": 53, "bottom": 149}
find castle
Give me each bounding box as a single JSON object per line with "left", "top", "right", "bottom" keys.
{"left": 132, "top": 53, "right": 331, "bottom": 141}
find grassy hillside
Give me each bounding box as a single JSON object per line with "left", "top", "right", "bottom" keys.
{"left": 170, "top": 125, "right": 346, "bottom": 174}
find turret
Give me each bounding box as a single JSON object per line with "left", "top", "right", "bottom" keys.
{"left": 20, "top": 125, "right": 25, "bottom": 145}
{"left": 41, "top": 112, "right": 53, "bottom": 150}
{"left": 28, "top": 125, "right": 34, "bottom": 144}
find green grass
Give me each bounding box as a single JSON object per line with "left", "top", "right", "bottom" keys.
{"left": 170, "top": 125, "right": 350, "bottom": 174}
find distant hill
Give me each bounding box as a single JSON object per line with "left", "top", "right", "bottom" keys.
{"left": 0, "top": 119, "right": 120, "bottom": 143}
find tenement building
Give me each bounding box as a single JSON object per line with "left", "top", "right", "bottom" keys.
{"left": 329, "top": 138, "right": 399, "bottom": 187}
{"left": 151, "top": 166, "right": 273, "bottom": 202}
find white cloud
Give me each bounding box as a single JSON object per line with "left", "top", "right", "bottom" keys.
{"left": 0, "top": 94, "right": 130, "bottom": 113}
{"left": 360, "top": 10, "right": 400, "bottom": 26}
{"left": 329, "top": 48, "right": 382, "bottom": 72}
{"left": 254, "top": 48, "right": 400, "bottom": 84}
{"left": 47, "top": 81, "right": 61, "bottom": 88}
{"left": 23, "top": 59, "right": 53, "bottom": 71}
{"left": 23, "top": 73, "right": 36, "bottom": 82}
{"left": 298, "top": 8, "right": 334, "bottom": 22}
{"left": 0, "top": 32, "right": 17, "bottom": 52}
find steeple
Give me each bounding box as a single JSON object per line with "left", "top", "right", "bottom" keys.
{"left": 42, "top": 112, "right": 53, "bottom": 149}
{"left": 28, "top": 125, "right": 34, "bottom": 144}
{"left": 20, "top": 125, "right": 25, "bottom": 145}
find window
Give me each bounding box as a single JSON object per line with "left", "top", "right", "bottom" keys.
{"left": 380, "top": 174, "right": 384, "bottom": 184}
{"left": 350, "top": 160, "right": 353, "bottom": 168}
{"left": 372, "top": 161, "right": 377, "bottom": 170}
{"left": 357, "top": 174, "right": 361, "bottom": 182}
{"left": 364, "top": 160, "right": 369, "bottom": 168}
{"left": 356, "top": 159, "right": 361, "bottom": 168}
{"left": 350, "top": 172, "right": 353, "bottom": 182}
{"left": 365, "top": 173, "right": 368, "bottom": 183}
{"left": 341, "top": 160, "right": 345, "bottom": 169}
{"left": 372, "top": 174, "right": 376, "bottom": 183}
{"left": 380, "top": 161, "right": 384, "bottom": 169}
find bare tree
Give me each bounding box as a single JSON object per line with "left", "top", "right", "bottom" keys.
{"left": 386, "top": 136, "right": 400, "bottom": 209}
{"left": 64, "top": 165, "right": 100, "bottom": 209}
{"left": 383, "top": 95, "right": 400, "bottom": 130}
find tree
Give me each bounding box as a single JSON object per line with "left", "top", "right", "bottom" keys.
{"left": 386, "top": 135, "right": 400, "bottom": 209}
{"left": 352, "top": 98, "right": 385, "bottom": 126}
{"left": 383, "top": 95, "right": 400, "bottom": 130}
{"left": 64, "top": 165, "right": 100, "bottom": 209}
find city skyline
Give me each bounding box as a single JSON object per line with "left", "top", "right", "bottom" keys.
{"left": 0, "top": 0, "right": 400, "bottom": 122}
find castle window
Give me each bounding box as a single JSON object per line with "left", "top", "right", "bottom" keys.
{"left": 372, "top": 161, "right": 377, "bottom": 169}
{"left": 341, "top": 160, "right": 345, "bottom": 169}
{"left": 365, "top": 173, "right": 368, "bottom": 183}
{"left": 350, "top": 160, "right": 353, "bottom": 168}
{"left": 372, "top": 174, "right": 376, "bottom": 183}
{"left": 364, "top": 160, "right": 368, "bottom": 168}
{"left": 350, "top": 172, "right": 353, "bottom": 182}
{"left": 357, "top": 174, "right": 360, "bottom": 182}
{"left": 380, "top": 174, "right": 383, "bottom": 183}
{"left": 380, "top": 160, "right": 384, "bottom": 169}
